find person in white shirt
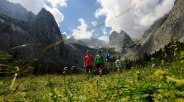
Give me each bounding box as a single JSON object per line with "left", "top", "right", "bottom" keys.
{"left": 115, "top": 55, "right": 123, "bottom": 73}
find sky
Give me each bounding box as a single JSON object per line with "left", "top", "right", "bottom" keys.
{"left": 7, "top": 0, "right": 175, "bottom": 42}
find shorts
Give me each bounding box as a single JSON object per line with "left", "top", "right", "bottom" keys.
{"left": 107, "top": 62, "right": 115, "bottom": 72}
{"left": 86, "top": 66, "right": 93, "bottom": 72}
{"left": 96, "top": 63, "right": 103, "bottom": 69}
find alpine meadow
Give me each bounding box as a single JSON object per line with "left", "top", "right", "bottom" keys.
{"left": 0, "top": 0, "right": 184, "bottom": 101}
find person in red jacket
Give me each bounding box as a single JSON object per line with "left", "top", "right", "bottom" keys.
{"left": 84, "top": 50, "right": 94, "bottom": 74}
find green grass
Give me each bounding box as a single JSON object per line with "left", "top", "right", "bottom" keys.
{"left": 0, "top": 63, "right": 184, "bottom": 102}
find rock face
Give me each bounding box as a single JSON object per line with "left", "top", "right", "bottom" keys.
{"left": 139, "top": 0, "right": 184, "bottom": 54}
{"left": 109, "top": 31, "right": 135, "bottom": 54}
{"left": 0, "top": 15, "right": 34, "bottom": 58}
{"left": 66, "top": 37, "right": 107, "bottom": 48}
{"left": 0, "top": 0, "right": 35, "bottom": 21}
{"left": 31, "top": 8, "right": 62, "bottom": 44}
{"left": 0, "top": 0, "right": 88, "bottom": 74}
{"left": 108, "top": 0, "right": 184, "bottom": 59}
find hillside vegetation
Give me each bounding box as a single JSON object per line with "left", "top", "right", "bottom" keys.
{"left": 0, "top": 40, "right": 184, "bottom": 101}
{"left": 0, "top": 62, "right": 184, "bottom": 102}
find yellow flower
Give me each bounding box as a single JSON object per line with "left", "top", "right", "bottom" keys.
{"left": 154, "top": 69, "right": 167, "bottom": 80}
{"left": 174, "top": 98, "right": 184, "bottom": 102}
{"left": 175, "top": 79, "right": 184, "bottom": 88}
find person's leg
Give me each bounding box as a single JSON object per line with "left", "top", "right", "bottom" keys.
{"left": 110, "top": 62, "right": 114, "bottom": 73}
{"left": 85, "top": 67, "right": 88, "bottom": 74}
{"left": 86, "top": 67, "right": 91, "bottom": 74}
{"left": 86, "top": 66, "right": 91, "bottom": 79}
{"left": 96, "top": 64, "right": 100, "bottom": 75}
{"left": 120, "top": 67, "right": 122, "bottom": 73}
{"left": 89, "top": 66, "right": 93, "bottom": 78}
{"left": 99, "top": 63, "right": 103, "bottom": 77}
{"left": 108, "top": 62, "right": 111, "bottom": 73}
{"left": 89, "top": 66, "right": 92, "bottom": 74}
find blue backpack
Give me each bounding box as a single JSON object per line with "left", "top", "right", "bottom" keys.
{"left": 106, "top": 53, "right": 113, "bottom": 62}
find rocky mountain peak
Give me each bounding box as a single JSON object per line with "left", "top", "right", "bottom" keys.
{"left": 138, "top": 0, "right": 184, "bottom": 54}
{"left": 0, "top": 0, "right": 35, "bottom": 21}
{"left": 31, "top": 8, "right": 62, "bottom": 44}
{"left": 109, "top": 31, "right": 135, "bottom": 53}
{"left": 36, "top": 8, "right": 52, "bottom": 18}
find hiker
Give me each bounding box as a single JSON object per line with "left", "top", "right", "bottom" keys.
{"left": 106, "top": 48, "right": 115, "bottom": 73}
{"left": 95, "top": 50, "right": 104, "bottom": 77}
{"left": 115, "top": 55, "right": 123, "bottom": 73}
{"left": 84, "top": 50, "right": 94, "bottom": 75}
{"left": 125, "top": 57, "right": 130, "bottom": 69}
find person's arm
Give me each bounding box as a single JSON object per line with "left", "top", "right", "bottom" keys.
{"left": 102, "top": 56, "right": 104, "bottom": 66}
{"left": 106, "top": 53, "right": 108, "bottom": 61}
{"left": 92, "top": 56, "right": 95, "bottom": 66}
{"left": 84, "top": 57, "right": 86, "bottom": 67}
{"left": 94, "top": 56, "right": 97, "bottom": 65}
{"left": 115, "top": 60, "right": 118, "bottom": 67}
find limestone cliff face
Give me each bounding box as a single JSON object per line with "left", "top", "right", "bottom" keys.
{"left": 109, "top": 31, "right": 135, "bottom": 54}
{"left": 139, "top": 0, "right": 184, "bottom": 54}
{"left": 0, "top": 15, "right": 34, "bottom": 58}
{"left": 0, "top": 0, "right": 35, "bottom": 21}
{"left": 108, "top": 0, "right": 184, "bottom": 59}
{"left": 0, "top": 1, "right": 88, "bottom": 73}
{"left": 31, "top": 8, "right": 62, "bottom": 44}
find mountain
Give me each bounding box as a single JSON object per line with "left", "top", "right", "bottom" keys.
{"left": 31, "top": 8, "right": 62, "bottom": 44}
{"left": 0, "top": 14, "right": 35, "bottom": 58}
{"left": 0, "top": 0, "right": 35, "bottom": 21}
{"left": 0, "top": 1, "right": 92, "bottom": 74}
{"left": 139, "top": 0, "right": 184, "bottom": 54}
{"left": 118, "top": 0, "right": 184, "bottom": 59}
{"left": 109, "top": 31, "right": 135, "bottom": 54}
{"left": 66, "top": 37, "right": 108, "bottom": 48}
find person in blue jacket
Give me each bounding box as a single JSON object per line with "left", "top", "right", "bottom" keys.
{"left": 106, "top": 48, "right": 115, "bottom": 73}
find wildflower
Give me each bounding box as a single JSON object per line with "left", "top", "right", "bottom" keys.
{"left": 154, "top": 69, "right": 167, "bottom": 80}
{"left": 174, "top": 98, "right": 184, "bottom": 102}
{"left": 63, "top": 67, "right": 68, "bottom": 74}
{"left": 152, "top": 64, "right": 155, "bottom": 67}
{"left": 15, "top": 66, "right": 20, "bottom": 72}
{"left": 161, "top": 60, "right": 165, "bottom": 65}
{"left": 175, "top": 79, "right": 184, "bottom": 88}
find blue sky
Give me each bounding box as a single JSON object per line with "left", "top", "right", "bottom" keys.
{"left": 7, "top": 0, "right": 175, "bottom": 41}
{"left": 60, "top": 0, "right": 106, "bottom": 38}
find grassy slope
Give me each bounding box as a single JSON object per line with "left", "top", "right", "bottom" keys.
{"left": 0, "top": 63, "right": 184, "bottom": 102}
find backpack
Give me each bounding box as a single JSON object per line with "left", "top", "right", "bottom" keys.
{"left": 106, "top": 53, "right": 113, "bottom": 62}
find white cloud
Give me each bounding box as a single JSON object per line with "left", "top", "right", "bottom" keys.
{"left": 99, "top": 35, "right": 109, "bottom": 43}
{"left": 7, "top": 0, "right": 66, "bottom": 25}
{"left": 91, "top": 21, "right": 97, "bottom": 26}
{"left": 72, "top": 18, "right": 93, "bottom": 39}
{"left": 63, "top": 32, "right": 70, "bottom": 39}
{"left": 95, "top": 0, "right": 175, "bottom": 38}
{"left": 132, "top": 0, "right": 175, "bottom": 27}
{"left": 102, "top": 28, "right": 107, "bottom": 35}
{"left": 46, "top": 0, "right": 67, "bottom": 8}
{"left": 7, "top": 0, "right": 44, "bottom": 14}
{"left": 44, "top": 4, "right": 64, "bottom": 24}
{"left": 62, "top": 32, "right": 70, "bottom": 40}
{"left": 98, "top": 27, "right": 110, "bottom": 42}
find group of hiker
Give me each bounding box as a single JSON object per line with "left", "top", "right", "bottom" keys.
{"left": 84, "top": 48, "right": 124, "bottom": 76}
